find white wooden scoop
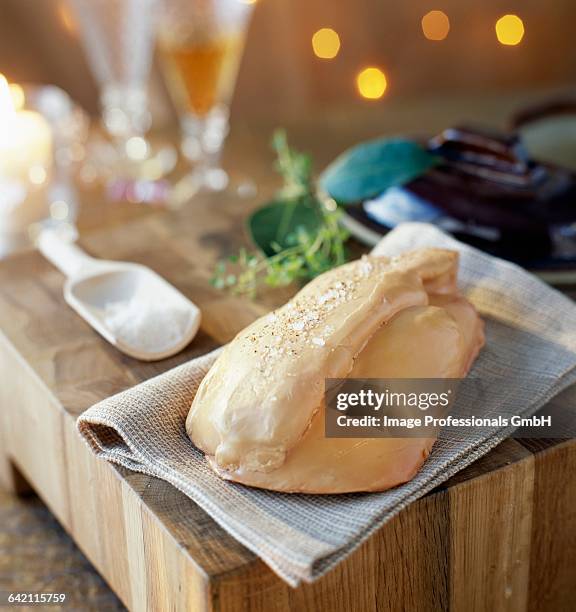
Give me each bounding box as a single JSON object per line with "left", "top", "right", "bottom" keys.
{"left": 37, "top": 230, "right": 201, "bottom": 361}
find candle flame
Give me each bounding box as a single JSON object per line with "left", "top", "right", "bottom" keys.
{"left": 57, "top": 1, "right": 77, "bottom": 35}
{"left": 0, "top": 74, "right": 17, "bottom": 120}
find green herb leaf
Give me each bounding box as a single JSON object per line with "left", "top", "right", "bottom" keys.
{"left": 319, "top": 138, "right": 438, "bottom": 204}
{"left": 247, "top": 199, "right": 322, "bottom": 257}
{"left": 212, "top": 131, "right": 349, "bottom": 298}
{"left": 272, "top": 129, "right": 313, "bottom": 200}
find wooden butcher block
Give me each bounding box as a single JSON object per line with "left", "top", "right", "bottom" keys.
{"left": 1, "top": 128, "right": 576, "bottom": 612}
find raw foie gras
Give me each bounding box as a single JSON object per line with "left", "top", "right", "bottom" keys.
{"left": 187, "top": 249, "right": 485, "bottom": 493}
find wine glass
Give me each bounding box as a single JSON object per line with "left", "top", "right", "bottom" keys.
{"left": 67, "top": 0, "right": 176, "bottom": 193}
{"left": 157, "top": 0, "right": 256, "bottom": 202}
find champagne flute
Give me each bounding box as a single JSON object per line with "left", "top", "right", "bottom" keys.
{"left": 158, "top": 0, "right": 255, "bottom": 202}
{"left": 67, "top": 0, "right": 176, "bottom": 192}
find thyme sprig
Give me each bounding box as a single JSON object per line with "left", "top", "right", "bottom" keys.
{"left": 211, "top": 130, "right": 348, "bottom": 298}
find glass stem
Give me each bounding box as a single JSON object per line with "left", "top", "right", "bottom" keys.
{"left": 101, "top": 84, "right": 151, "bottom": 143}
{"left": 182, "top": 106, "right": 230, "bottom": 190}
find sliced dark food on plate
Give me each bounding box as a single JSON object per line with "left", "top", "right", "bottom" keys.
{"left": 327, "top": 101, "right": 576, "bottom": 283}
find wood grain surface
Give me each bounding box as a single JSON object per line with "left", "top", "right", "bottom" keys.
{"left": 1, "top": 117, "right": 576, "bottom": 611}
{"left": 0, "top": 487, "right": 125, "bottom": 611}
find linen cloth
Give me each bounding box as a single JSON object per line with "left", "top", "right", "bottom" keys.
{"left": 77, "top": 222, "right": 576, "bottom": 586}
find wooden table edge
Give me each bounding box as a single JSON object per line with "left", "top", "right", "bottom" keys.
{"left": 2, "top": 309, "right": 576, "bottom": 611}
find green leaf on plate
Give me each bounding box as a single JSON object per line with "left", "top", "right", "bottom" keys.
{"left": 247, "top": 197, "right": 322, "bottom": 257}
{"left": 319, "top": 138, "right": 438, "bottom": 204}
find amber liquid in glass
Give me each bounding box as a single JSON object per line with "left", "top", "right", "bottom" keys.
{"left": 159, "top": 33, "right": 245, "bottom": 117}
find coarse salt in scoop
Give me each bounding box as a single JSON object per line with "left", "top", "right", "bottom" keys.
{"left": 38, "top": 229, "right": 201, "bottom": 361}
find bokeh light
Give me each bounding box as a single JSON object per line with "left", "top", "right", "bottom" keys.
{"left": 125, "top": 136, "right": 149, "bottom": 161}
{"left": 421, "top": 10, "right": 450, "bottom": 41}
{"left": 356, "top": 67, "right": 387, "bottom": 100}
{"left": 57, "top": 1, "right": 77, "bottom": 35}
{"left": 29, "top": 165, "right": 48, "bottom": 185}
{"left": 495, "top": 14, "right": 525, "bottom": 46}
{"left": 50, "top": 200, "right": 70, "bottom": 221}
{"left": 312, "top": 28, "right": 341, "bottom": 59}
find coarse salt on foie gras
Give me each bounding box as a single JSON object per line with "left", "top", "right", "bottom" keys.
{"left": 187, "top": 249, "right": 485, "bottom": 493}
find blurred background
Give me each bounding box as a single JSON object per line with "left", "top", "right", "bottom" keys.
{"left": 0, "top": 0, "right": 574, "bottom": 273}
{"left": 0, "top": 0, "right": 574, "bottom": 126}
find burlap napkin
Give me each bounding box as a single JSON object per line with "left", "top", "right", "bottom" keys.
{"left": 77, "top": 222, "right": 576, "bottom": 587}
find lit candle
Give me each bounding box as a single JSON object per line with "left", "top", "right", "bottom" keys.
{"left": 0, "top": 74, "right": 52, "bottom": 243}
